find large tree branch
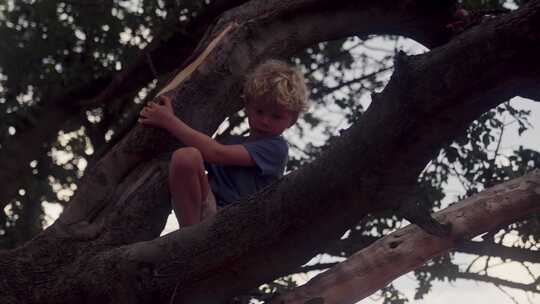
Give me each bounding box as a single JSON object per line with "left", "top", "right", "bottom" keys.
{"left": 273, "top": 170, "right": 540, "bottom": 304}
{"left": 72, "top": 2, "right": 540, "bottom": 302}
{"left": 58, "top": 0, "right": 459, "bottom": 233}
{"left": 295, "top": 261, "right": 540, "bottom": 294}
{"left": 4, "top": 1, "right": 540, "bottom": 303}
{"left": 128, "top": 2, "right": 540, "bottom": 301}
{"left": 322, "top": 233, "right": 540, "bottom": 266}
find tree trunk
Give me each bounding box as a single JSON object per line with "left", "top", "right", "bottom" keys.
{"left": 1, "top": 1, "right": 540, "bottom": 303}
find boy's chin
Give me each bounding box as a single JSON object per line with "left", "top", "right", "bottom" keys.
{"left": 251, "top": 130, "right": 274, "bottom": 138}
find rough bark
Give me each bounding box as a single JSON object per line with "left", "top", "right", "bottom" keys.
{"left": 1, "top": 0, "right": 540, "bottom": 303}
{"left": 322, "top": 232, "right": 540, "bottom": 266}
{"left": 272, "top": 169, "right": 540, "bottom": 304}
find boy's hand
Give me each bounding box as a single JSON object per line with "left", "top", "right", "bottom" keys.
{"left": 138, "top": 95, "right": 176, "bottom": 129}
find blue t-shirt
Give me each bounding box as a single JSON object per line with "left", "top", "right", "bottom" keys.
{"left": 206, "top": 135, "right": 288, "bottom": 206}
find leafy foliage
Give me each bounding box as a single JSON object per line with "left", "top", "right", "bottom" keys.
{"left": 0, "top": 0, "right": 538, "bottom": 303}
{"left": 0, "top": 0, "right": 206, "bottom": 247}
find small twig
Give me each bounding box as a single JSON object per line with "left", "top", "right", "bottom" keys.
{"left": 495, "top": 284, "right": 520, "bottom": 304}
{"left": 146, "top": 52, "right": 159, "bottom": 80}
{"left": 169, "top": 281, "right": 181, "bottom": 304}
{"left": 465, "top": 255, "right": 483, "bottom": 273}
{"left": 450, "top": 162, "right": 471, "bottom": 194}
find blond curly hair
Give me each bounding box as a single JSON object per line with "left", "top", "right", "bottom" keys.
{"left": 244, "top": 60, "right": 308, "bottom": 113}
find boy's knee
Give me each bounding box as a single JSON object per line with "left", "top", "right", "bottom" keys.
{"left": 171, "top": 147, "right": 203, "bottom": 173}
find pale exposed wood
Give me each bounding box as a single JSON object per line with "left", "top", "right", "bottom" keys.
{"left": 157, "top": 23, "right": 239, "bottom": 97}
{"left": 273, "top": 170, "right": 540, "bottom": 304}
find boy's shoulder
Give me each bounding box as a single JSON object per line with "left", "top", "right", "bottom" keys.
{"left": 243, "top": 135, "right": 288, "bottom": 161}
{"left": 244, "top": 135, "right": 288, "bottom": 177}
{"left": 224, "top": 134, "right": 288, "bottom": 147}
{"left": 226, "top": 134, "right": 288, "bottom": 165}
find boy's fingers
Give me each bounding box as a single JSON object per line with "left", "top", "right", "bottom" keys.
{"left": 145, "top": 105, "right": 156, "bottom": 113}
{"left": 138, "top": 117, "right": 151, "bottom": 125}
{"left": 161, "top": 95, "right": 172, "bottom": 107}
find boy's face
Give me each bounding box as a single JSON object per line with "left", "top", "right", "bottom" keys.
{"left": 246, "top": 101, "right": 296, "bottom": 139}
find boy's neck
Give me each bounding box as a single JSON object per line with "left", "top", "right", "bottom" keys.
{"left": 247, "top": 131, "right": 280, "bottom": 141}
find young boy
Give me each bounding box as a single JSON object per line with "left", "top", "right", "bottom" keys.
{"left": 138, "top": 60, "right": 307, "bottom": 227}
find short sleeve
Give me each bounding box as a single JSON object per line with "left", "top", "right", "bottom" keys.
{"left": 243, "top": 136, "right": 288, "bottom": 177}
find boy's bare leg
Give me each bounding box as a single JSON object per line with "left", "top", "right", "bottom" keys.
{"left": 200, "top": 190, "right": 217, "bottom": 221}
{"left": 169, "top": 147, "right": 209, "bottom": 227}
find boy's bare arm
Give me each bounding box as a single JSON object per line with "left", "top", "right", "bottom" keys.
{"left": 138, "top": 96, "right": 255, "bottom": 166}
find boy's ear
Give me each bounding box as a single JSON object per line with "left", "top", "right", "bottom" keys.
{"left": 289, "top": 112, "right": 300, "bottom": 127}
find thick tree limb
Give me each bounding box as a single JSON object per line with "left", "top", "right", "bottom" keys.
{"left": 60, "top": 0, "right": 459, "bottom": 230}
{"left": 322, "top": 233, "right": 540, "bottom": 268}
{"left": 273, "top": 170, "right": 540, "bottom": 304}
{"left": 83, "top": 2, "right": 540, "bottom": 302}
{"left": 126, "top": 2, "right": 540, "bottom": 302}
{"left": 311, "top": 237, "right": 540, "bottom": 273}
{"left": 295, "top": 261, "right": 540, "bottom": 295}
{"left": 3, "top": 1, "right": 540, "bottom": 303}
